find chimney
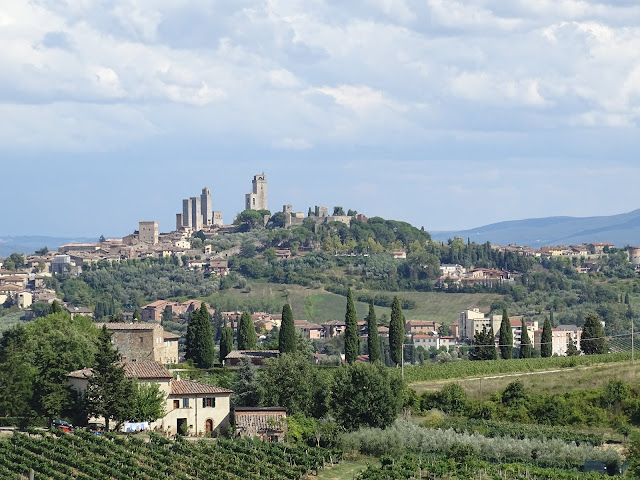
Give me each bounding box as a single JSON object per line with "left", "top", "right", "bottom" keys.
{"left": 176, "top": 373, "right": 180, "bottom": 382}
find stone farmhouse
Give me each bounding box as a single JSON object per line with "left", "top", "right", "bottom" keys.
{"left": 68, "top": 361, "right": 232, "bottom": 436}
{"left": 234, "top": 407, "right": 287, "bottom": 442}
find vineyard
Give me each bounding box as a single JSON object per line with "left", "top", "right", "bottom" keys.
{"left": 0, "top": 430, "right": 336, "bottom": 480}
{"left": 404, "top": 352, "right": 631, "bottom": 383}
{"left": 356, "top": 454, "right": 611, "bottom": 479}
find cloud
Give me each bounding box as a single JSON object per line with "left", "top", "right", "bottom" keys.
{"left": 0, "top": 0, "right": 639, "bottom": 152}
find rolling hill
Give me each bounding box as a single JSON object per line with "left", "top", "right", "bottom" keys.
{"left": 430, "top": 209, "right": 640, "bottom": 247}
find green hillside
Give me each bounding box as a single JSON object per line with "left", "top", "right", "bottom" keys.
{"left": 203, "top": 282, "right": 500, "bottom": 324}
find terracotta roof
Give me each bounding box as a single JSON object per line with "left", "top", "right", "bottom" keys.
{"left": 0, "top": 285, "right": 21, "bottom": 292}
{"left": 67, "top": 368, "right": 94, "bottom": 379}
{"left": 235, "top": 407, "right": 286, "bottom": 413}
{"left": 171, "top": 379, "right": 232, "bottom": 395}
{"left": 225, "top": 350, "right": 280, "bottom": 360}
{"left": 97, "top": 322, "right": 156, "bottom": 330}
{"left": 66, "top": 306, "right": 93, "bottom": 314}
{"left": 1, "top": 276, "right": 26, "bottom": 282}
{"left": 144, "top": 300, "right": 169, "bottom": 308}
{"left": 164, "top": 331, "right": 181, "bottom": 340}
{"left": 123, "top": 361, "right": 172, "bottom": 379}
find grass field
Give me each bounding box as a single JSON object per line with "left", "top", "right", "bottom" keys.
{"left": 204, "top": 282, "right": 500, "bottom": 324}
{"left": 410, "top": 360, "right": 640, "bottom": 399}
{"left": 307, "top": 456, "right": 373, "bottom": 480}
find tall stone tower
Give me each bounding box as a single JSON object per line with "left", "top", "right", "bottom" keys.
{"left": 201, "top": 187, "right": 213, "bottom": 225}
{"left": 139, "top": 221, "right": 159, "bottom": 245}
{"left": 182, "top": 199, "right": 192, "bottom": 228}
{"left": 190, "top": 196, "right": 202, "bottom": 231}
{"left": 245, "top": 172, "right": 268, "bottom": 211}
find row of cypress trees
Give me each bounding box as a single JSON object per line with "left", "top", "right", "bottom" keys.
{"left": 344, "top": 287, "right": 404, "bottom": 365}
{"left": 185, "top": 302, "right": 301, "bottom": 368}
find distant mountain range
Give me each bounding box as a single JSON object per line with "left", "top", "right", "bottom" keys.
{"left": 430, "top": 209, "right": 640, "bottom": 247}
{"left": 0, "top": 236, "right": 95, "bottom": 257}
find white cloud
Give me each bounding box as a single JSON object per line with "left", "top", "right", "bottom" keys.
{"left": 0, "top": 0, "right": 639, "bottom": 152}
{"left": 272, "top": 137, "right": 313, "bottom": 150}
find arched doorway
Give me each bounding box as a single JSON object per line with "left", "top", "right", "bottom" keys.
{"left": 205, "top": 419, "right": 214, "bottom": 436}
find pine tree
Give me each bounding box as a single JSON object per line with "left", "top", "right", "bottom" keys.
{"left": 389, "top": 296, "right": 404, "bottom": 366}
{"left": 499, "top": 308, "right": 513, "bottom": 359}
{"left": 470, "top": 326, "right": 497, "bottom": 360}
{"left": 87, "top": 326, "right": 133, "bottom": 431}
{"left": 344, "top": 288, "right": 359, "bottom": 364}
{"left": 237, "top": 310, "right": 257, "bottom": 350}
{"left": 279, "top": 304, "right": 296, "bottom": 354}
{"left": 219, "top": 318, "right": 234, "bottom": 364}
{"left": 367, "top": 300, "right": 381, "bottom": 363}
{"left": 519, "top": 318, "right": 531, "bottom": 359}
{"left": 541, "top": 316, "right": 553, "bottom": 358}
{"left": 581, "top": 313, "right": 606, "bottom": 355}
{"left": 49, "top": 300, "right": 63, "bottom": 314}
{"left": 231, "top": 357, "right": 261, "bottom": 407}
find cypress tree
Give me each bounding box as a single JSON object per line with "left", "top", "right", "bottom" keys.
{"left": 196, "top": 305, "right": 215, "bottom": 368}
{"left": 549, "top": 310, "right": 555, "bottom": 327}
{"left": 499, "top": 308, "right": 513, "bottom": 359}
{"left": 389, "top": 296, "right": 404, "bottom": 366}
{"left": 541, "top": 316, "right": 553, "bottom": 358}
{"left": 185, "top": 311, "right": 197, "bottom": 363}
{"left": 519, "top": 318, "right": 531, "bottom": 359}
{"left": 486, "top": 327, "right": 498, "bottom": 360}
{"left": 344, "top": 288, "right": 359, "bottom": 364}
{"left": 566, "top": 333, "right": 579, "bottom": 356}
{"left": 219, "top": 318, "right": 234, "bottom": 364}
{"left": 237, "top": 310, "right": 257, "bottom": 350}
{"left": 132, "top": 308, "right": 141, "bottom": 323}
{"left": 279, "top": 304, "right": 296, "bottom": 354}
{"left": 185, "top": 306, "right": 215, "bottom": 368}
{"left": 367, "top": 300, "right": 381, "bottom": 363}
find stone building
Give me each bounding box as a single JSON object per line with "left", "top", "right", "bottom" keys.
{"left": 97, "top": 322, "right": 179, "bottom": 364}
{"left": 182, "top": 199, "right": 192, "bottom": 228}
{"left": 201, "top": 187, "right": 213, "bottom": 226}
{"left": 139, "top": 221, "right": 159, "bottom": 245}
{"left": 245, "top": 172, "right": 268, "bottom": 211}
{"left": 234, "top": 407, "right": 287, "bottom": 442}
{"left": 190, "top": 196, "right": 202, "bottom": 231}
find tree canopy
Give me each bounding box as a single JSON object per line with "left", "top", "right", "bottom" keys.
{"left": 581, "top": 313, "right": 606, "bottom": 355}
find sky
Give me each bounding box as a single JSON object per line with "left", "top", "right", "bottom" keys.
{"left": 2, "top": 0, "right": 640, "bottom": 237}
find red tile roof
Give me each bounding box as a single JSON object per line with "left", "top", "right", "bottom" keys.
{"left": 123, "top": 361, "right": 172, "bottom": 379}
{"left": 97, "top": 322, "right": 156, "bottom": 330}
{"left": 170, "top": 379, "right": 232, "bottom": 395}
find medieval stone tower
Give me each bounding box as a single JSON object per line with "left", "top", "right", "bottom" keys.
{"left": 245, "top": 172, "right": 268, "bottom": 211}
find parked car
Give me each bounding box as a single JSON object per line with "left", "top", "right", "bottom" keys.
{"left": 51, "top": 419, "right": 74, "bottom": 433}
